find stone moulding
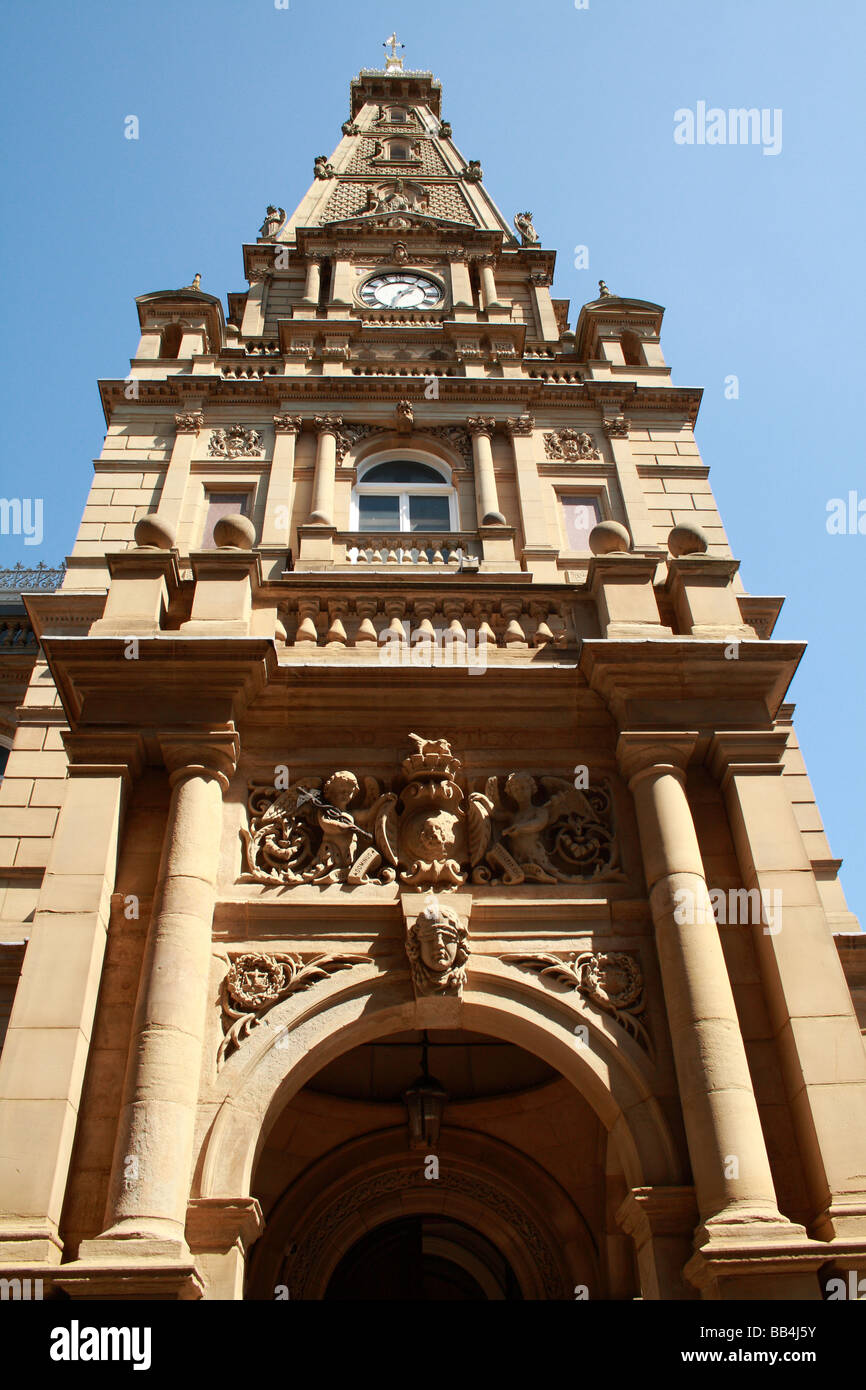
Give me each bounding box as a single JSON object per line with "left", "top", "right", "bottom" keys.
{"left": 238, "top": 737, "right": 624, "bottom": 892}
{"left": 217, "top": 950, "right": 369, "bottom": 1068}
{"left": 504, "top": 950, "right": 651, "bottom": 1053}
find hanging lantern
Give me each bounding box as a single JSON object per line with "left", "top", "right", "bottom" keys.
{"left": 402, "top": 1034, "right": 448, "bottom": 1150}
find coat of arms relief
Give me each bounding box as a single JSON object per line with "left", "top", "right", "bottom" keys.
{"left": 219, "top": 738, "right": 644, "bottom": 1066}
{"left": 239, "top": 735, "right": 624, "bottom": 891}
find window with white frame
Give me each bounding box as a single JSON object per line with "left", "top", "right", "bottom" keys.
{"left": 352, "top": 459, "right": 457, "bottom": 533}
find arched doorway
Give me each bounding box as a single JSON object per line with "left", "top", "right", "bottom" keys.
{"left": 324, "top": 1215, "right": 522, "bottom": 1300}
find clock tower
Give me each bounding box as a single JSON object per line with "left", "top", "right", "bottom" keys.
{"left": 0, "top": 45, "right": 864, "bottom": 1304}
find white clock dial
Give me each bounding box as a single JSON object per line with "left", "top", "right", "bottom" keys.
{"left": 360, "top": 273, "right": 443, "bottom": 309}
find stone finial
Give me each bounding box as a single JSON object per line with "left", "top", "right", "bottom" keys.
{"left": 598, "top": 279, "right": 612, "bottom": 297}
{"left": 668, "top": 522, "right": 709, "bottom": 557}
{"left": 134, "top": 514, "right": 175, "bottom": 550}
{"left": 213, "top": 514, "right": 256, "bottom": 550}
{"left": 589, "top": 520, "right": 631, "bottom": 555}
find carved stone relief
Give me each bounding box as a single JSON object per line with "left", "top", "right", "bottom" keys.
{"left": 217, "top": 950, "right": 368, "bottom": 1066}
{"left": 239, "top": 737, "right": 623, "bottom": 890}
{"left": 505, "top": 951, "right": 650, "bottom": 1051}
{"left": 208, "top": 425, "right": 264, "bottom": 458}
{"left": 543, "top": 430, "right": 600, "bottom": 462}
{"left": 405, "top": 894, "right": 469, "bottom": 997}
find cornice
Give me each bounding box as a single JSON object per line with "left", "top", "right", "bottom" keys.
{"left": 99, "top": 373, "right": 704, "bottom": 425}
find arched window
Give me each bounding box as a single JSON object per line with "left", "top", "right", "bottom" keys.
{"left": 388, "top": 140, "right": 410, "bottom": 160}
{"left": 353, "top": 458, "right": 457, "bottom": 533}
{"left": 620, "top": 330, "right": 643, "bottom": 367}
{"left": 389, "top": 107, "right": 408, "bottom": 123}
{"left": 160, "top": 323, "right": 183, "bottom": 358}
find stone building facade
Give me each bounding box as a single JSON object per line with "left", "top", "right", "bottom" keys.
{"left": 1, "top": 54, "right": 865, "bottom": 1301}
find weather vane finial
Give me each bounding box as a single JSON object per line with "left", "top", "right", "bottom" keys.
{"left": 384, "top": 32, "right": 405, "bottom": 71}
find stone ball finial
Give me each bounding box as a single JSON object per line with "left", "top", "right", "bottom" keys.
{"left": 213, "top": 514, "right": 256, "bottom": 550}
{"left": 133, "top": 513, "right": 175, "bottom": 550}
{"left": 668, "top": 522, "right": 708, "bottom": 557}
{"left": 589, "top": 520, "right": 631, "bottom": 555}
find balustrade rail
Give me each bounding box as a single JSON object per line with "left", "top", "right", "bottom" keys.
{"left": 339, "top": 532, "right": 480, "bottom": 569}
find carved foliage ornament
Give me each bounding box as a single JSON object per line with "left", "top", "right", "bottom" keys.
{"left": 239, "top": 738, "right": 623, "bottom": 891}
{"left": 208, "top": 425, "right": 264, "bottom": 458}
{"left": 175, "top": 410, "right": 204, "bottom": 434}
{"left": 218, "top": 950, "right": 368, "bottom": 1067}
{"left": 603, "top": 416, "right": 630, "bottom": 439}
{"left": 505, "top": 951, "right": 650, "bottom": 1051}
{"left": 543, "top": 429, "right": 600, "bottom": 462}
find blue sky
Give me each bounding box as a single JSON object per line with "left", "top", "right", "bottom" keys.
{"left": 0, "top": 0, "right": 864, "bottom": 918}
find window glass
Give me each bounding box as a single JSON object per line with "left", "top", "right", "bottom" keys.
{"left": 561, "top": 497, "right": 601, "bottom": 551}
{"left": 202, "top": 492, "right": 250, "bottom": 548}
{"left": 362, "top": 461, "right": 444, "bottom": 484}
{"left": 409, "top": 495, "right": 451, "bottom": 531}
{"left": 358, "top": 495, "right": 400, "bottom": 530}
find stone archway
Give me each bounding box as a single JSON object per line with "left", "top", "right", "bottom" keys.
{"left": 246, "top": 1125, "right": 598, "bottom": 1300}
{"left": 192, "top": 961, "right": 685, "bottom": 1297}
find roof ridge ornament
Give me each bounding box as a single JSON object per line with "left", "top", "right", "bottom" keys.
{"left": 384, "top": 32, "right": 405, "bottom": 71}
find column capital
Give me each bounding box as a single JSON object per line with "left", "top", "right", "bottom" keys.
{"left": 616, "top": 730, "right": 700, "bottom": 786}
{"left": 158, "top": 726, "right": 239, "bottom": 793}
{"left": 602, "top": 414, "right": 631, "bottom": 438}
{"left": 505, "top": 413, "right": 534, "bottom": 437}
{"left": 61, "top": 730, "right": 147, "bottom": 785}
{"left": 174, "top": 410, "right": 204, "bottom": 435}
{"left": 273, "top": 413, "right": 304, "bottom": 434}
{"left": 467, "top": 414, "right": 497, "bottom": 437}
{"left": 185, "top": 1197, "right": 263, "bottom": 1254}
{"left": 706, "top": 730, "right": 789, "bottom": 787}
{"left": 616, "top": 1186, "right": 698, "bottom": 1242}
{"left": 313, "top": 413, "right": 343, "bottom": 434}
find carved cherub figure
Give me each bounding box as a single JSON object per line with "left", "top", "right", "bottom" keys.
{"left": 303, "top": 772, "right": 397, "bottom": 885}
{"left": 499, "top": 773, "right": 596, "bottom": 883}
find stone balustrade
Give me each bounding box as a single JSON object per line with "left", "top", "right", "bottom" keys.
{"left": 340, "top": 532, "right": 480, "bottom": 568}
{"left": 274, "top": 588, "right": 575, "bottom": 649}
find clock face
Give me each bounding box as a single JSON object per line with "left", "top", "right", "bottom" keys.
{"left": 360, "top": 273, "right": 443, "bottom": 310}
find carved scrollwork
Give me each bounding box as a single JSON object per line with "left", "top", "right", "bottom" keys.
{"left": 218, "top": 951, "right": 368, "bottom": 1066}
{"left": 239, "top": 739, "right": 623, "bottom": 891}
{"left": 543, "top": 429, "right": 600, "bottom": 462}
{"left": 603, "top": 415, "right": 630, "bottom": 439}
{"left": 504, "top": 950, "right": 650, "bottom": 1051}
{"left": 208, "top": 425, "right": 264, "bottom": 458}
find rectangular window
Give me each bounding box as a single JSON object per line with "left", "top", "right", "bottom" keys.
{"left": 408, "top": 495, "right": 451, "bottom": 532}
{"left": 201, "top": 492, "right": 251, "bottom": 549}
{"left": 561, "top": 496, "right": 601, "bottom": 552}
{"left": 358, "top": 495, "right": 400, "bottom": 531}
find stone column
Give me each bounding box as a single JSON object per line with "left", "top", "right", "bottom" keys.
{"left": 467, "top": 416, "right": 505, "bottom": 526}
{"left": 308, "top": 415, "right": 342, "bottom": 525}
{"left": 708, "top": 732, "right": 866, "bottom": 1242}
{"left": 261, "top": 414, "right": 303, "bottom": 564}
{"left": 478, "top": 257, "right": 501, "bottom": 312}
{"left": 301, "top": 255, "right": 322, "bottom": 307}
{"left": 86, "top": 728, "right": 238, "bottom": 1255}
{"left": 156, "top": 410, "right": 204, "bottom": 536}
{"left": 0, "top": 732, "right": 143, "bottom": 1267}
{"left": 617, "top": 732, "right": 790, "bottom": 1236}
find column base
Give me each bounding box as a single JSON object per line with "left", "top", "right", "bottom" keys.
{"left": 686, "top": 1220, "right": 827, "bottom": 1300}
{"left": 0, "top": 1223, "right": 63, "bottom": 1264}
{"left": 53, "top": 1258, "right": 205, "bottom": 1301}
